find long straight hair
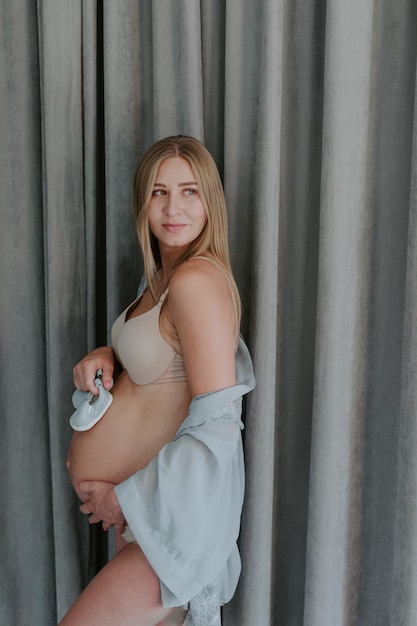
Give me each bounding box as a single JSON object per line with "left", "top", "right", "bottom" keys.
{"left": 133, "top": 135, "right": 241, "bottom": 332}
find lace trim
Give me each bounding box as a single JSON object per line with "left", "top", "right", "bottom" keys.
{"left": 185, "top": 578, "right": 222, "bottom": 625}
{"left": 203, "top": 399, "right": 242, "bottom": 428}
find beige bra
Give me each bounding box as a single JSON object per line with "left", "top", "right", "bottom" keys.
{"left": 111, "top": 256, "right": 239, "bottom": 386}
{"left": 111, "top": 289, "right": 187, "bottom": 385}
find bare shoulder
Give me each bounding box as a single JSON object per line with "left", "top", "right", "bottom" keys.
{"left": 168, "top": 257, "right": 231, "bottom": 310}
{"left": 166, "top": 257, "right": 237, "bottom": 395}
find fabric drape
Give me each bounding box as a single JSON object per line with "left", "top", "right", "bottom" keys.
{"left": 1, "top": 1, "right": 416, "bottom": 624}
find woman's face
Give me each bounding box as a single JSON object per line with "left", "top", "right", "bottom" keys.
{"left": 148, "top": 156, "right": 207, "bottom": 256}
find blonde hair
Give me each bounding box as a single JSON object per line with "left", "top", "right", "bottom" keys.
{"left": 133, "top": 135, "right": 241, "bottom": 332}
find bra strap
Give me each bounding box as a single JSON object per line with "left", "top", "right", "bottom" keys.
{"left": 159, "top": 287, "right": 169, "bottom": 304}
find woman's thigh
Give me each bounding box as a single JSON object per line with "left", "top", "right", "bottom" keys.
{"left": 59, "top": 543, "right": 186, "bottom": 626}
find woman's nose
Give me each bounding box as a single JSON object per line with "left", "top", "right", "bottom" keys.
{"left": 164, "top": 193, "right": 180, "bottom": 215}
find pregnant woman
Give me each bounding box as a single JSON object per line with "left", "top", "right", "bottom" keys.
{"left": 60, "top": 135, "right": 255, "bottom": 626}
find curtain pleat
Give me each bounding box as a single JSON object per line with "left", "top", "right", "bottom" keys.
{"left": 304, "top": 1, "right": 379, "bottom": 623}
{"left": 1, "top": 1, "right": 417, "bottom": 625}
{"left": 223, "top": 2, "right": 284, "bottom": 623}
{"left": 102, "top": 1, "right": 148, "bottom": 326}
{"left": 392, "top": 96, "right": 417, "bottom": 623}
{"left": 270, "top": 1, "right": 326, "bottom": 623}
{"left": 37, "top": 0, "right": 93, "bottom": 619}
{"left": 304, "top": 2, "right": 417, "bottom": 625}
{"left": 0, "top": 4, "right": 54, "bottom": 624}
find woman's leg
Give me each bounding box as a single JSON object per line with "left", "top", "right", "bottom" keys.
{"left": 59, "top": 543, "right": 187, "bottom": 626}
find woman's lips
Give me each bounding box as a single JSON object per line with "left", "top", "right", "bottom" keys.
{"left": 163, "top": 224, "right": 187, "bottom": 232}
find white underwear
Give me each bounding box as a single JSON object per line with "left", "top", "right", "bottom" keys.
{"left": 121, "top": 524, "right": 137, "bottom": 544}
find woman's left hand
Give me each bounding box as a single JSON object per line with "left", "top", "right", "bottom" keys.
{"left": 77, "top": 481, "right": 125, "bottom": 533}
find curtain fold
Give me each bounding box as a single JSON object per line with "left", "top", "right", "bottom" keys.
{"left": 305, "top": 2, "right": 416, "bottom": 625}
{"left": 392, "top": 98, "right": 417, "bottom": 622}
{"left": 304, "top": 1, "right": 378, "bottom": 623}
{"left": 223, "top": 2, "right": 284, "bottom": 623}
{"left": 269, "top": 1, "right": 326, "bottom": 623}
{"left": 0, "top": 4, "right": 53, "bottom": 622}
{"left": 1, "top": 1, "right": 416, "bottom": 624}
{"left": 37, "top": 0, "right": 93, "bottom": 618}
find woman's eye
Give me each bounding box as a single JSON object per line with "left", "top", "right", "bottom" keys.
{"left": 183, "top": 188, "right": 197, "bottom": 196}
{"left": 152, "top": 189, "right": 166, "bottom": 197}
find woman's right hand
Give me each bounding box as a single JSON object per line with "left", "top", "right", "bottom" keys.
{"left": 73, "top": 346, "right": 116, "bottom": 395}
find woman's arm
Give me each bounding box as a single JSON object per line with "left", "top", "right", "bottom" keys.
{"left": 166, "top": 258, "right": 237, "bottom": 396}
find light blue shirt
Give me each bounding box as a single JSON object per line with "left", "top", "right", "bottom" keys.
{"left": 114, "top": 337, "right": 255, "bottom": 609}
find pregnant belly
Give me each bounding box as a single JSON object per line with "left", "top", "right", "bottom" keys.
{"left": 67, "top": 371, "right": 191, "bottom": 490}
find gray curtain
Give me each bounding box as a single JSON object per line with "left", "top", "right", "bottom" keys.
{"left": 1, "top": 1, "right": 416, "bottom": 624}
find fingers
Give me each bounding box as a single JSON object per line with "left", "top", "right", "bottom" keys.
{"left": 77, "top": 481, "right": 91, "bottom": 496}
{"left": 73, "top": 362, "right": 100, "bottom": 395}
{"left": 79, "top": 502, "right": 91, "bottom": 515}
{"left": 73, "top": 347, "right": 115, "bottom": 394}
{"left": 114, "top": 522, "right": 125, "bottom": 534}
{"left": 80, "top": 505, "right": 123, "bottom": 532}
{"left": 77, "top": 481, "right": 125, "bottom": 532}
{"left": 100, "top": 366, "right": 114, "bottom": 391}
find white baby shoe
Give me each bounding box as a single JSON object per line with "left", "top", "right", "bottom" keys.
{"left": 69, "top": 370, "right": 113, "bottom": 431}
